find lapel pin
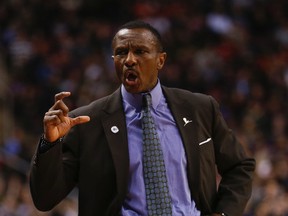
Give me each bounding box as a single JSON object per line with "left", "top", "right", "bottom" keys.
{"left": 111, "top": 126, "right": 119, "bottom": 133}
{"left": 183, "top": 117, "right": 193, "bottom": 126}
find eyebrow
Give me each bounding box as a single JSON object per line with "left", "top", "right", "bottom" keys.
{"left": 114, "top": 43, "right": 152, "bottom": 51}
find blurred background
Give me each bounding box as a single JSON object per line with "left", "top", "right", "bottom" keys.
{"left": 0, "top": 0, "right": 288, "bottom": 215}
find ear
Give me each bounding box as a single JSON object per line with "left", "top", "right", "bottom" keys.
{"left": 157, "top": 52, "right": 167, "bottom": 70}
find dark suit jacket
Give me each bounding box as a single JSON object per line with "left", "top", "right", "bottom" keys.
{"left": 30, "top": 86, "right": 255, "bottom": 216}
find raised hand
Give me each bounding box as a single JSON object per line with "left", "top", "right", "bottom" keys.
{"left": 43, "top": 92, "right": 90, "bottom": 142}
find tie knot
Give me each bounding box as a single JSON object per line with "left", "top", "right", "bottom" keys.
{"left": 143, "top": 93, "right": 152, "bottom": 108}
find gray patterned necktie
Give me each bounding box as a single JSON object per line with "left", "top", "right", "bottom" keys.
{"left": 142, "top": 93, "right": 173, "bottom": 216}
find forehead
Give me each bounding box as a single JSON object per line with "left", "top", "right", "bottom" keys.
{"left": 113, "top": 28, "right": 157, "bottom": 48}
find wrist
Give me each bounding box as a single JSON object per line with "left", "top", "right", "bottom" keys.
{"left": 43, "top": 134, "right": 59, "bottom": 143}
{"left": 39, "top": 134, "right": 63, "bottom": 153}
{"left": 42, "top": 134, "right": 63, "bottom": 145}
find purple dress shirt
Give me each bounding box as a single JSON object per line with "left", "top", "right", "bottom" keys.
{"left": 120, "top": 81, "right": 200, "bottom": 216}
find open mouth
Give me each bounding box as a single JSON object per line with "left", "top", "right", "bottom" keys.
{"left": 125, "top": 71, "right": 139, "bottom": 85}
{"left": 127, "top": 73, "right": 137, "bottom": 81}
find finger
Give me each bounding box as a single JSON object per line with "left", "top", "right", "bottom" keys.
{"left": 43, "top": 115, "right": 62, "bottom": 126}
{"left": 70, "top": 116, "right": 90, "bottom": 127}
{"left": 45, "top": 110, "right": 67, "bottom": 123}
{"left": 49, "top": 99, "right": 70, "bottom": 116}
{"left": 54, "top": 92, "right": 71, "bottom": 102}
{"left": 44, "top": 109, "right": 64, "bottom": 119}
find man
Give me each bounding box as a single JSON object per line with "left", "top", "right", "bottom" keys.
{"left": 30, "top": 20, "right": 255, "bottom": 216}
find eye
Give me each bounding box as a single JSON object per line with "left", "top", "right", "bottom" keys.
{"left": 115, "top": 49, "right": 128, "bottom": 56}
{"left": 135, "top": 49, "right": 147, "bottom": 55}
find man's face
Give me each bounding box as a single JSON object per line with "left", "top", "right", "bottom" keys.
{"left": 112, "top": 28, "right": 166, "bottom": 93}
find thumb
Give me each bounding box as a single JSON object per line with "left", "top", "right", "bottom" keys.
{"left": 70, "top": 116, "right": 90, "bottom": 127}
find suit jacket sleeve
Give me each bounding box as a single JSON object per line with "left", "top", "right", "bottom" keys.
{"left": 208, "top": 96, "right": 255, "bottom": 216}
{"left": 29, "top": 135, "right": 79, "bottom": 211}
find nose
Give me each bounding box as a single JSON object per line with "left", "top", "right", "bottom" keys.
{"left": 125, "top": 51, "right": 136, "bottom": 67}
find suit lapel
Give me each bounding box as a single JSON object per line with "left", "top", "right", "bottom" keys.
{"left": 162, "top": 87, "right": 200, "bottom": 205}
{"left": 101, "top": 88, "right": 129, "bottom": 202}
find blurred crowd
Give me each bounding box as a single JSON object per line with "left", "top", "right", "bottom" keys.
{"left": 0, "top": 0, "right": 288, "bottom": 215}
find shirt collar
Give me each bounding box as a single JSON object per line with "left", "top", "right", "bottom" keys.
{"left": 121, "top": 80, "right": 162, "bottom": 111}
